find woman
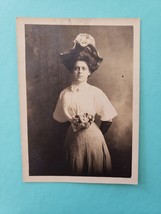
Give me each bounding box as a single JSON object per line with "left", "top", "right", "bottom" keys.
{"left": 53, "top": 33, "right": 117, "bottom": 176}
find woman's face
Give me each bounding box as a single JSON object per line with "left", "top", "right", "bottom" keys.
{"left": 72, "top": 60, "right": 91, "bottom": 83}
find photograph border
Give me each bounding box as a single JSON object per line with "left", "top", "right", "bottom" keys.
{"left": 16, "top": 18, "right": 140, "bottom": 184}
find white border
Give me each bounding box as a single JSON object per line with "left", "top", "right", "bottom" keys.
{"left": 16, "top": 18, "right": 140, "bottom": 184}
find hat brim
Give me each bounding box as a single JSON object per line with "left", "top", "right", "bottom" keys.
{"left": 60, "top": 44, "right": 103, "bottom": 72}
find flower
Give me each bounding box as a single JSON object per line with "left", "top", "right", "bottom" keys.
{"left": 74, "top": 34, "right": 95, "bottom": 48}
{"left": 71, "top": 113, "right": 94, "bottom": 132}
{"left": 79, "top": 115, "right": 89, "bottom": 124}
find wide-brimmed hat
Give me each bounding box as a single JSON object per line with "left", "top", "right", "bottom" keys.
{"left": 60, "top": 34, "right": 103, "bottom": 72}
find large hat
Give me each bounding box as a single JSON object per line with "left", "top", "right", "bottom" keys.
{"left": 60, "top": 34, "right": 103, "bottom": 72}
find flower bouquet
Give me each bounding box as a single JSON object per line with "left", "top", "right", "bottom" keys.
{"left": 71, "top": 113, "right": 94, "bottom": 132}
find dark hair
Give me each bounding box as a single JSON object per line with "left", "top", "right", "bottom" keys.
{"left": 60, "top": 43, "right": 103, "bottom": 73}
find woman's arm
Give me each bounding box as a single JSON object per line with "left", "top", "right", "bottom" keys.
{"left": 100, "top": 121, "right": 112, "bottom": 135}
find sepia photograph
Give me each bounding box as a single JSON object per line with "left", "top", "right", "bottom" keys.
{"left": 16, "top": 18, "right": 140, "bottom": 184}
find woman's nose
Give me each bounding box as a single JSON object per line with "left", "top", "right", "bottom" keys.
{"left": 78, "top": 68, "right": 83, "bottom": 74}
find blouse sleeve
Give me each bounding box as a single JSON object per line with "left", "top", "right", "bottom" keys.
{"left": 95, "top": 89, "right": 118, "bottom": 121}
{"left": 53, "top": 91, "right": 68, "bottom": 123}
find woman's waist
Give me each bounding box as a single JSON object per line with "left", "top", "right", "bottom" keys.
{"left": 67, "top": 121, "right": 102, "bottom": 138}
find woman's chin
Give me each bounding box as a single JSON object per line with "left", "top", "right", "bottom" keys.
{"left": 76, "top": 78, "right": 87, "bottom": 83}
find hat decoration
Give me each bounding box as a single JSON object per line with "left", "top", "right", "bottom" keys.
{"left": 60, "top": 33, "right": 103, "bottom": 72}
{"left": 73, "top": 34, "right": 96, "bottom": 48}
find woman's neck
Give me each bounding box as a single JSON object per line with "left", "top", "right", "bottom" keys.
{"left": 72, "top": 80, "right": 88, "bottom": 86}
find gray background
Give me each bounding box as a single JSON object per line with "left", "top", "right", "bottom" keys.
{"left": 25, "top": 24, "right": 133, "bottom": 177}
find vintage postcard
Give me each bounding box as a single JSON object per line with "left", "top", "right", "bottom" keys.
{"left": 16, "top": 18, "right": 140, "bottom": 184}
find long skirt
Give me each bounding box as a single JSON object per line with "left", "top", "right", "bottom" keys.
{"left": 64, "top": 122, "right": 112, "bottom": 176}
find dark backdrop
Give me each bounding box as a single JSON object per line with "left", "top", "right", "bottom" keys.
{"left": 25, "top": 24, "right": 133, "bottom": 177}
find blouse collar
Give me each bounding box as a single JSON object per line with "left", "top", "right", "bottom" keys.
{"left": 70, "top": 82, "right": 88, "bottom": 92}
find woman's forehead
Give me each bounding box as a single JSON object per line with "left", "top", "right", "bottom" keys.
{"left": 74, "top": 60, "right": 88, "bottom": 67}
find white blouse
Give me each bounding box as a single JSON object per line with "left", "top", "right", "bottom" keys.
{"left": 53, "top": 82, "right": 117, "bottom": 123}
